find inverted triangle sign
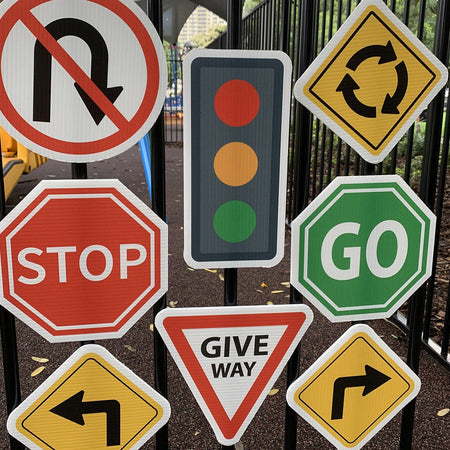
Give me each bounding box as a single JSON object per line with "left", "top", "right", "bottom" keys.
{"left": 155, "top": 304, "right": 313, "bottom": 445}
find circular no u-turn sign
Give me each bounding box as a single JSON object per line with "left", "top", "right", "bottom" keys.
{"left": 0, "top": 0, "right": 167, "bottom": 162}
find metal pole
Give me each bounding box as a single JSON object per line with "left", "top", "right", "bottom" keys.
{"left": 285, "top": 1, "right": 318, "bottom": 448}
{"left": 222, "top": 2, "right": 242, "bottom": 450}
{"left": 0, "top": 147, "right": 24, "bottom": 449}
{"left": 147, "top": 1, "right": 168, "bottom": 448}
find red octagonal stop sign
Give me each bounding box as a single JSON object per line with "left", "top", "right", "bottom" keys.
{"left": 0, "top": 179, "right": 167, "bottom": 342}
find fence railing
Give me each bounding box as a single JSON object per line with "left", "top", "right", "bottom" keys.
{"left": 211, "top": 0, "right": 449, "bottom": 370}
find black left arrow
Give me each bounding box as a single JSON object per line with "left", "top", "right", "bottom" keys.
{"left": 50, "top": 390, "right": 121, "bottom": 446}
{"left": 331, "top": 365, "right": 391, "bottom": 420}
{"left": 33, "top": 18, "right": 123, "bottom": 125}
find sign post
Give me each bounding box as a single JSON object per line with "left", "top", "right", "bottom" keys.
{"left": 155, "top": 304, "right": 313, "bottom": 446}
{"left": 184, "top": 49, "right": 292, "bottom": 268}
{"left": 291, "top": 175, "right": 436, "bottom": 322}
{"left": 0, "top": 0, "right": 167, "bottom": 162}
{"left": 0, "top": 179, "right": 168, "bottom": 342}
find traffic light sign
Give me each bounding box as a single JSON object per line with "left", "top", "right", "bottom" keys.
{"left": 184, "top": 49, "right": 292, "bottom": 268}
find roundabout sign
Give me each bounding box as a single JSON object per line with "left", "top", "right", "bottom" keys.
{"left": 294, "top": 0, "right": 448, "bottom": 163}
{"left": 290, "top": 175, "right": 436, "bottom": 322}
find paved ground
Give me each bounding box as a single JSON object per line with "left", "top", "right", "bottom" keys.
{"left": 0, "top": 144, "right": 449, "bottom": 449}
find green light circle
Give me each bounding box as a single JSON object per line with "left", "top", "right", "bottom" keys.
{"left": 213, "top": 201, "right": 256, "bottom": 243}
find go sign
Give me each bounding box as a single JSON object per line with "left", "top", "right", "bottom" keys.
{"left": 290, "top": 175, "right": 436, "bottom": 322}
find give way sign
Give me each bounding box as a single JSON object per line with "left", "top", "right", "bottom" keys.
{"left": 0, "top": 0, "right": 167, "bottom": 162}
{"left": 0, "top": 179, "right": 168, "bottom": 342}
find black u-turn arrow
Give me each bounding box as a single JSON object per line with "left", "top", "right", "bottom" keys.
{"left": 331, "top": 365, "right": 391, "bottom": 420}
{"left": 346, "top": 41, "right": 397, "bottom": 71}
{"left": 336, "top": 74, "right": 377, "bottom": 118}
{"left": 382, "top": 61, "right": 408, "bottom": 114}
{"left": 50, "top": 390, "right": 121, "bottom": 446}
{"left": 33, "top": 18, "right": 123, "bottom": 125}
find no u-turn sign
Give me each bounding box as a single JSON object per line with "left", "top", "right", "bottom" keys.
{"left": 0, "top": 0, "right": 167, "bottom": 162}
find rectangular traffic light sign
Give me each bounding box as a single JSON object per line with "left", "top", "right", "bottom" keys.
{"left": 184, "top": 49, "right": 291, "bottom": 268}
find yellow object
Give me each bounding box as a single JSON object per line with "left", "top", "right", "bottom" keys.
{"left": 295, "top": 0, "right": 447, "bottom": 163}
{"left": 1, "top": 126, "right": 46, "bottom": 199}
{"left": 8, "top": 345, "right": 169, "bottom": 449}
{"left": 287, "top": 325, "right": 420, "bottom": 449}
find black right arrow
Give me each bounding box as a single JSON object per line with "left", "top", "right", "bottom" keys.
{"left": 331, "top": 365, "right": 391, "bottom": 420}
{"left": 33, "top": 18, "right": 123, "bottom": 125}
{"left": 50, "top": 390, "right": 121, "bottom": 446}
{"left": 346, "top": 41, "right": 397, "bottom": 71}
{"left": 336, "top": 74, "right": 377, "bottom": 118}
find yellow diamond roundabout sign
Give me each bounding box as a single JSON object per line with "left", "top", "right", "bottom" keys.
{"left": 294, "top": 0, "right": 448, "bottom": 163}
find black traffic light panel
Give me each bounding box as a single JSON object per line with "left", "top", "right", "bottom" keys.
{"left": 184, "top": 49, "right": 291, "bottom": 268}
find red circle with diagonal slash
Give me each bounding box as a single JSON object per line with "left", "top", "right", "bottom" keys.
{"left": 0, "top": 0, "right": 165, "bottom": 162}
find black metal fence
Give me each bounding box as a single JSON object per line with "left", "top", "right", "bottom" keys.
{"left": 212, "top": 0, "right": 449, "bottom": 368}
{"left": 211, "top": 0, "right": 449, "bottom": 446}
{"left": 164, "top": 44, "right": 183, "bottom": 144}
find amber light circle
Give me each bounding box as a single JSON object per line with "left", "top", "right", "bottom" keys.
{"left": 214, "top": 142, "right": 258, "bottom": 186}
{"left": 214, "top": 79, "right": 260, "bottom": 127}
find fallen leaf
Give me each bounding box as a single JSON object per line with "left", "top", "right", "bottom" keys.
{"left": 281, "top": 282, "right": 290, "bottom": 286}
{"left": 268, "top": 388, "right": 279, "bottom": 396}
{"left": 267, "top": 301, "right": 274, "bottom": 305}
{"left": 188, "top": 267, "right": 195, "bottom": 271}
{"left": 391, "top": 334, "right": 398, "bottom": 339}
{"left": 256, "top": 289, "right": 264, "bottom": 294}
{"left": 271, "top": 290, "right": 284, "bottom": 294}
{"left": 32, "top": 356, "right": 49, "bottom": 363}
{"left": 124, "top": 345, "right": 137, "bottom": 352}
{"left": 149, "top": 324, "right": 154, "bottom": 332}
{"left": 169, "top": 300, "right": 178, "bottom": 308}
{"left": 219, "top": 274, "right": 224, "bottom": 281}
{"left": 31, "top": 367, "right": 45, "bottom": 377}
{"left": 204, "top": 269, "right": 217, "bottom": 273}
{"left": 261, "top": 282, "right": 268, "bottom": 288}
{"left": 194, "top": 430, "right": 201, "bottom": 436}
{"left": 437, "top": 408, "right": 449, "bottom": 417}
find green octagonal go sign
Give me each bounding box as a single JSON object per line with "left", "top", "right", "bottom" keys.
{"left": 291, "top": 175, "right": 436, "bottom": 322}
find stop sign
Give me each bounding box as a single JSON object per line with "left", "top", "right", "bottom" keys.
{"left": 0, "top": 180, "right": 167, "bottom": 342}
{"left": 290, "top": 175, "right": 436, "bottom": 322}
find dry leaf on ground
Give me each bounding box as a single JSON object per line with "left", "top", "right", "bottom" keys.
{"left": 31, "top": 367, "right": 45, "bottom": 377}
{"left": 437, "top": 408, "right": 449, "bottom": 417}
{"left": 32, "top": 356, "right": 49, "bottom": 363}
{"left": 268, "top": 388, "right": 279, "bottom": 396}
{"left": 271, "top": 290, "right": 284, "bottom": 294}
{"left": 124, "top": 345, "right": 137, "bottom": 352}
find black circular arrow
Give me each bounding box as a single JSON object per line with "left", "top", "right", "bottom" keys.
{"left": 336, "top": 74, "right": 377, "bottom": 118}
{"left": 337, "top": 41, "right": 408, "bottom": 118}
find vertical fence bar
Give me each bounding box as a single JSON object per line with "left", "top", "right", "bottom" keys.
{"left": 223, "top": 2, "right": 242, "bottom": 449}
{"left": 399, "top": 0, "right": 450, "bottom": 446}
{"left": 147, "top": 1, "right": 168, "bottom": 448}
{"left": 0, "top": 165, "right": 23, "bottom": 450}
{"left": 285, "top": 1, "right": 318, "bottom": 448}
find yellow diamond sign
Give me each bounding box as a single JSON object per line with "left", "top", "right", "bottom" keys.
{"left": 286, "top": 324, "right": 420, "bottom": 449}
{"left": 7, "top": 345, "right": 170, "bottom": 449}
{"left": 294, "top": 0, "right": 448, "bottom": 163}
